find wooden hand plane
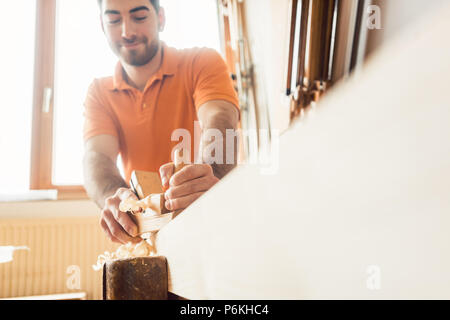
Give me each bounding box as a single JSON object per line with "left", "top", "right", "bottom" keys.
{"left": 128, "top": 150, "right": 186, "bottom": 236}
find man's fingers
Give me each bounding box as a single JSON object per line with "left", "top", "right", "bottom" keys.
{"left": 165, "top": 175, "right": 218, "bottom": 200}
{"left": 115, "top": 210, "right": 139, "bottom": 237}
{"left": 100, "top": 219, "right": 121, "bottom": 243}
{"left": 100, "top": 188, "right": 143, "bottom": 244}
{"left": 103, "top": 210, "right": 129, "bottom": 244}
{"left": 163, "top": 164, "right": 217, "bottom": 211}
{"left": 169, "top": 164, "right": 213, "bottom": 187}
{"left": 165, "top": 192, "right": 204, "bottom": 211}
{"left": 105, "top": 197, "right": 139, "bottom": 237}
{"left": 159, "top": 162, "right": 174, "bottom": 190}
{"left": 103, "top": 210, "right": 140, "bottom": 244}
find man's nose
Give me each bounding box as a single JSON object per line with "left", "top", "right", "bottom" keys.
{"left": 121, "top": 18, "right": 137, "bottom": 40}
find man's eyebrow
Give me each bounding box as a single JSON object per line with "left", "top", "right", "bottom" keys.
{"left": 104, "top": 9, "right": 120, "bottom": 15}
{"left": 129, "top": 6, "right": 150, "bottom": 14}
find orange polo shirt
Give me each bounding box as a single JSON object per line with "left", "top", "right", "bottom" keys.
{"left": 83, "top": 43, "right": 239, "bottom": 184}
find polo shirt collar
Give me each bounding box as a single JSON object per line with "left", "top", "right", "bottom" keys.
{"left": 109, "top": 42, "right": 178, "bottom": 91}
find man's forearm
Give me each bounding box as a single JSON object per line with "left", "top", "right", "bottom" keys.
{"left": 207, "top": 134, "right": 237, "bottom": 179}
{"left": 201, "top": 109, "right": 239, "bottom": 179}
{"left": 83, "top": 151, "right": 128, "bottom": 208}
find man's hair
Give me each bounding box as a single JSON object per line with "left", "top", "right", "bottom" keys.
{"left": 97, "top": 0, "right": 160, "bottom": 12}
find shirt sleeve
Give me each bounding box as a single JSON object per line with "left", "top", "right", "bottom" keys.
{"left": 83, "top": 79, "right": 119, "bottom": 142}
{"left": 192, "top": 48, "right": 240, "bottom": 115}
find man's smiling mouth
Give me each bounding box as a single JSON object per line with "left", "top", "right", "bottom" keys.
{"left": 122, "top": 42, "right": 141, "bottom": 49}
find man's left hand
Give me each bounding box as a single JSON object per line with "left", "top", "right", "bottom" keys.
{"left": 160, "top": 163, "right": 219, "bottom": 211}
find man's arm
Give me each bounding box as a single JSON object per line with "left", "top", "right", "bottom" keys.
{"left": 83, "top": 134, "right": 140, "bottom": 243}
{"left": 83, "top": 134, "right": 126, "bottom": 207}
{"left": 160, "top": 100, "right": 239, "bottom": 211}
{"left": 197, "top": 99, "right": 240, "bottom": 178}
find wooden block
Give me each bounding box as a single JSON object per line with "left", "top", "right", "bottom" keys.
{"left": 134, "top": 211, "right": 174, "bottom": 235}
{"left": 150, "top": 194, "right": 165, "bottom": 213}
{"left": 131, "top": 171, "right": 163, "bottom": 199}
{"left": 127, "top": 194, "right": 171, "bottom": 235}
{"left": 141, "top": 193, "right": 169, "bottom": 214}
{"left": 103, "top": 256, "right": 168, "bottom": 300}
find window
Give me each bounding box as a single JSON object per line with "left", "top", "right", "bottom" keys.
{"left": 26, "top": 0, "right": 222, "bottom": 199}
{"left": 162, "top": 0, "right": 221, "bottom": 51}
{"left": 53, "top": 0, "right": 117, "bottom": 186}
{"left": 0, "top": 1, "right": 36, "bottom": 195}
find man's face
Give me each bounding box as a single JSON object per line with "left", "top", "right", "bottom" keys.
{"left": 100, "top": 0, "right": 165, "bottom": 66}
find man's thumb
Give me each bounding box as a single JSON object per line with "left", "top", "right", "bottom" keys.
{"left": 117, "top": 188, "right": 138, "bottom": 201}
{"left": 159, "top": 162, "right": 174, "bottom": 189}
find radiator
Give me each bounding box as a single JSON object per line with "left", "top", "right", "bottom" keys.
{"left": 0, "top": 217, "right": 118, "bottom": 300}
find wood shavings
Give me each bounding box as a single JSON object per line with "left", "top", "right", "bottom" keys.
{"left": 119, "top": 197, "right": 143, "bottom": 215}
{"left": 92, "top": 238, "right": 155, "bottom": 271}
{"left": 119, "top": 194, "right": 165, "bottom": 215}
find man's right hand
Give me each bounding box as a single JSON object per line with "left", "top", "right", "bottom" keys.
{"left": 100, "top": 188, "right": 142, "bottom": 244}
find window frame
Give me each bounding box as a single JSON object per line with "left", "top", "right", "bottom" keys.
{"left": 30, "top": 0, "right": 87, "bottom": 200}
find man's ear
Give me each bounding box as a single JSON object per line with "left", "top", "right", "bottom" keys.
{"left": 158, "top": 7, "right": 166, "bottom": 32}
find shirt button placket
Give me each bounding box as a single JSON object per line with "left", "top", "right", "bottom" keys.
{"left": 135, "top": 91, "right": 145, "bottom": 111}
{"left": 141, "top": 88, "right": 148, "bottom": 110}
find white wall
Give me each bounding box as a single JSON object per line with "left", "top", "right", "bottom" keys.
{"left": 243, "top": 0, "right": 292, "bottom": 132}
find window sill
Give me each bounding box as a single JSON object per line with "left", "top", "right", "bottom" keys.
{"left": 56, "top": 187, "right": 88, "bottom": 200}
{"left": 0, "top": 199, "right": 99, "bottom": 219}
{"left": 0, "top": 190, "right": 57, "bottom": 203}
{"left": 0, "top": 187, "right": 88, "bottom": 203}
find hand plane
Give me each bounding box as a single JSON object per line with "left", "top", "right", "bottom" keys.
{"left": 127, "top": 150, "right": 186, "bottom": 236}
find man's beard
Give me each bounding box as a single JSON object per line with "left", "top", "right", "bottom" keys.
{"left": 116, "top": 36, "right": 160, "bottom": 67}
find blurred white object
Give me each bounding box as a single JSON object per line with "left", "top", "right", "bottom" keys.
{"left": 0, "top": 246, "right": 29, "bottom": 264}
